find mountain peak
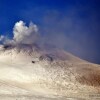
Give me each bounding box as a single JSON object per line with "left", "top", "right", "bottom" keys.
{"left": 0, "top": 43, "right": 85, "bottom": 64}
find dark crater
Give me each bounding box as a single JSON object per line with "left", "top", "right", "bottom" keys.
{"left": 39, "top": 54, "right": 55, "bottom": 62}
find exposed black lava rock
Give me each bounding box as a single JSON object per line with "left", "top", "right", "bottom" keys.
{"left": 3, "top": 44, "right": 14, "bottom": 50}
{"left": 32, "top": 61, "right": 35, "bottom": 63}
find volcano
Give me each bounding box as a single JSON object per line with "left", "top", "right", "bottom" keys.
{"left": 0, "top": 43, "right": 100, "bottom": 100}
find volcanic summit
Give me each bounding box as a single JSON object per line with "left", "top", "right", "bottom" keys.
{"left": 0, "top": 43, "right": 100, "bottom": 100}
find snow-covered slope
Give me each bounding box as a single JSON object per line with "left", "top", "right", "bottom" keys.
{"left": 0, "top": 44, "right": 100, "bottom": 100}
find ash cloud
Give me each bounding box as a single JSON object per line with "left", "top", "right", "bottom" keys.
{"left": 37, "top": 10, "right": 100, "bottom": 64}
{"left": 13, "top": 21, "right": 39, "bottom": 44}
{"left": 0, "top": 15, "right": 99, "bottom": 64}
{"left": 0, "top": 21, "right": 39, "bottom": 45}
{"left": 0, "top": 35, "right": 5, "bottom": 41}
{"left": 0, "top": 35, "right": 12, "bottom": 44}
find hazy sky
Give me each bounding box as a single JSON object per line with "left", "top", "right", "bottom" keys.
{"left": 0, "top": 0, "right": 100, "bottom": 64}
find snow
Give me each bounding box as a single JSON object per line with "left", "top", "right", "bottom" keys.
{"left": 0, "top": 44, "right": 100, "bottom": 100}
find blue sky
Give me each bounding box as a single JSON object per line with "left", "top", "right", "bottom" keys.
{"left": 0, "top": 0, "right": 100, "bottom": 63}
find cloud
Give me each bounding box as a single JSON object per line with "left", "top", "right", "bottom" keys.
{"left": 0, "top": 35, "right": 14, "bottom": 45}
{"left": 0, "top": 35, "right": 5, "bottom": 41}
{"left": 13, "top": 21, "right": 39, "bottom": 44}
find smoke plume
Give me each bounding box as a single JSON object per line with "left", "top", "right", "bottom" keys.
{"left": 13, "top": 21, "right": 39, "bottom": 44}
{"left": 0, "top": 35, "right": 5, "bottom": 41}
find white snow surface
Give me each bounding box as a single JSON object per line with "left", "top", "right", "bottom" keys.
{"left": 0, "top": 44, "right": 100, "bottom": 100}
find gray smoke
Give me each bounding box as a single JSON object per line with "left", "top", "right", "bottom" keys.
{"left": 0, "top": 35, "right": 5, "bottom": 41}
{"left": 13, "top": 21, "right": 39, "bottom": 44}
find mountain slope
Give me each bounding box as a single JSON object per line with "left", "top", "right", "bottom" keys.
{"left": 0, "top": 44, "right": 100, "bottom": 99}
